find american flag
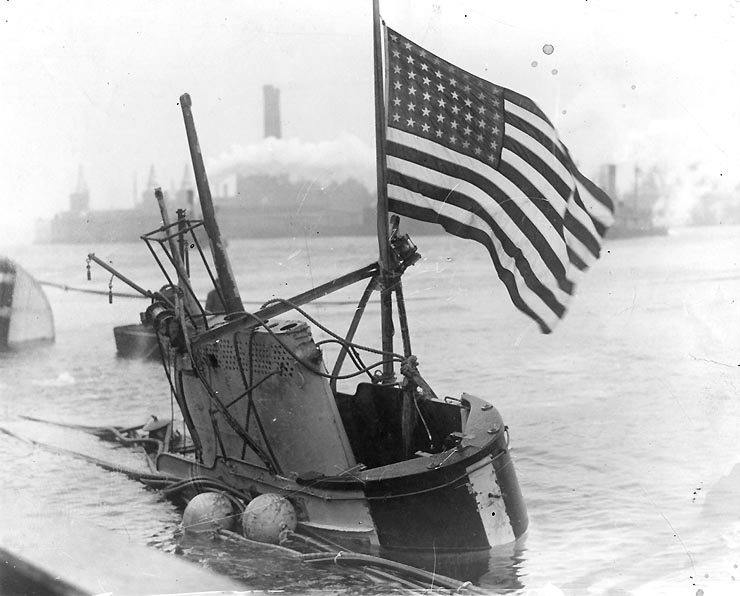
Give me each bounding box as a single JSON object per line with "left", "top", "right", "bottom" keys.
{"left": 384, "top": 27, "right": 614, "bottom": 333}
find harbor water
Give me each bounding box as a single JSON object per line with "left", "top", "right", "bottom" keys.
{"left": 1, "top": 225, "right": 739, "bottom": 595}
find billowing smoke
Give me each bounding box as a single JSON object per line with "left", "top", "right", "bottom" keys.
{"left": 208, "top": 134, "right": 376, "bottom": 192}
{"left": 206, "top": 109, "right": 738, "bottom": 227}
{"left": 612, "top": 121, "right": 740, "bottom": 226}
{"left": 561, "top": 78, "right": 740, "bottom": 227}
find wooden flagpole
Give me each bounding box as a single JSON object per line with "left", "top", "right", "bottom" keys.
{"left": 372, "top": 0, "right": 395, "bottom": 381}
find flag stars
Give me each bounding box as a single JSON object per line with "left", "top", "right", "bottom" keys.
{"left": 388, "top": 30, "right": 508, "bottom": 168}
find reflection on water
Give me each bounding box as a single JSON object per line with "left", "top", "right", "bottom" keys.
{"left": 375, "top": 541, "right": 525, "bottom": 590}
{"left": 178, "top": 533, "right": 370, "bottom": 594}
{"left": 1, "top": 226, "right": 740, "bottom": 594}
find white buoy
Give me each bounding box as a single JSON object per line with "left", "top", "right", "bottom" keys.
{"left": 182, "top": 492, "right": 235, "bottom": 533}
{"left": 241, "top": 493, "right": 297, "bottom": 544}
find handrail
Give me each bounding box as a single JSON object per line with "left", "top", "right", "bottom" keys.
{"left": 193, "top": 262, "right": 381, "bottom": 346}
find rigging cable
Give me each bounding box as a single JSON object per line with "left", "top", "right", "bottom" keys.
{"left": 260, "top": 297, "right": 402, "bottom": 360}
{"left": 239, "top": 310, "right": 403, "bottom": 381}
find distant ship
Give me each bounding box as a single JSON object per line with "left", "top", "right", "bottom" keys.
{"left": 40, "top": 91, "right": 661, "bottom": 245}
{"left": 36, "top": 163, "right": 382, "bottom": 244}
{"left": 608, "top": 208, "right": 668, "bottom": 240}
{"left": 600, "top": 163, "right": 668, "bottom": 240}
{"left": 36, "top": 169, "right": 447, "bottom": 245}
{"left": 37, "top": 84, "right": 451, "bottom": 244}
{"left": 36, "top": 164, "right": 170, "bottom": 244}
{"left": 35, "top": 164, "right": 450, "bottom": 244}
{"left": 38, "top": 161, "right": 668, "bottom": 244}
{"left": 35, "top": 84, "right": 382, "bottom": 244}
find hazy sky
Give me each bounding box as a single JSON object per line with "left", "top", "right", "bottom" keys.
{"left": 1, "top": 0, "right": 738, "bottom": 245}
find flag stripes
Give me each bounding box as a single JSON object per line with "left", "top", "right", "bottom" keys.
{"left": 384, "top": 27, "right": 614, "bottom": 332}
{"left": 388, "top": 130, "right": 573, "bottom": 292}
{"left": 387, "top": 130, "right": 569, "bottom": 261}
{"left": 503, "top": 100, "right": 606, "bottom": 270}
{"left": 570, "top": 168, "right": 614, "bottom": 234}
{"left": 385, "top": 149, "right": 576, "bottom": 308}
{"left": 387, "top": 184, "right": 566, "bottom": 331}
{"left": 385, "top": 174, "right": 571, "bottom": 324}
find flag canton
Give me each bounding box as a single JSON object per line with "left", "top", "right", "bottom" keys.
{"left": 386, "top": 28, "right": 504, "bottom": 169}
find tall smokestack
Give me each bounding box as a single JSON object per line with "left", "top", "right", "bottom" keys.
{"left": 263, "top": 84, "right": 281, "bottom": 139}
{"left": 604, "top": 163, "right": 617, "bottom": 201}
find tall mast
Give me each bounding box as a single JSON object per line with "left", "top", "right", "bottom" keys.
{"left": 179, "top": 93, "right": 245, "bottom": 314}
{"left": 373, "top": 0, "right": 395, "bottom": 380}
